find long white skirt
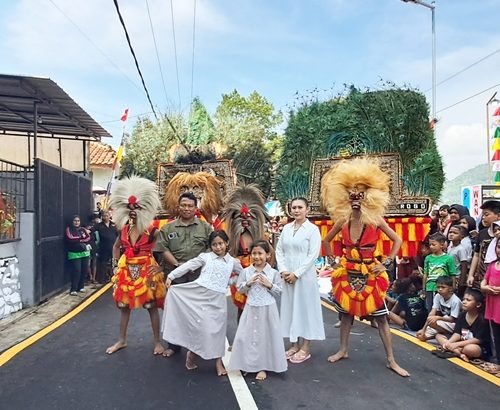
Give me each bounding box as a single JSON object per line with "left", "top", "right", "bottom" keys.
{"left": 228, "top": 304, "right": 287, "bottom": 373}
{"left": 161, "top": 282, "right": 226, "bottom": 360}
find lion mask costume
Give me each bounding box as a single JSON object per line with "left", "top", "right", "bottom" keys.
{"left": 321, "top": 157, "right": 390, "bottom": 227}
{"left": 163, "top": 171, "right": 224, "bottom": 224}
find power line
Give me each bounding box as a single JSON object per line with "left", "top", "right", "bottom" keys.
{"left": 437, "top": 82, "right": 500, "bottom": 114}
{"left": 47, "top": 0, "right": 143, "bottom": 96}
{"left": 190, "top": 0, "right": 197, "bottom": 107}
{"left": 113, "top": 0, "right": 158, "bottom": 120}
{"left": 170, "top": 0, "right": 182, "bottom": 110}
{"left": 145, "top": 0, "right": 170, "bottom": 108}
{"left": 425, "top": 47, "right": 500, "bottom": 93}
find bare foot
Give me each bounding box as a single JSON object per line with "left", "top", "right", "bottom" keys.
{"left": 185, "top": 351, "right": 198, "bottom": 370}
{"left": 327, "top": 351, "right": 348, "bottom": 363}
{"left": 386, "top": 360, "right": 410, "bottom": 377}
{"left": 162, "top": 348, "right": 176, "bottom": 358}
{"left": 256, "top": 371, "right": 267, "bottom": 380}
{"left": 106, "top": 341, "right": 127, "bottom": 355}
{"left": 215, "top": 358, "right": 227, "bottom": 376}
{"left": 153, "top": 343, "right": 165, "bottom": 356}
{"left": 459, "top": 353, "right": 470, "bottom": 363}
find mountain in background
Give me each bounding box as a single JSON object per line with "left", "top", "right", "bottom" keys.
{"left": 440, "top": 163, "right": 489, "bottom": 205}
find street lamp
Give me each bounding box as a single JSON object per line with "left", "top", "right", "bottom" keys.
{"left": 401, "top": 0, "right": 436, "bottom": 123}
{"left": 487, "top": 92, "right": 500, "bottom": 181}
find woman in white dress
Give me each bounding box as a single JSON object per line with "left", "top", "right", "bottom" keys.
{"left": 276, "top": 197, "right": 325, "bottom": 363}
{"left": 162, "top": 230, "right": 242, "bottom": 376}
{"left": 228, "top": 240, "right": 287, "bottom": 380}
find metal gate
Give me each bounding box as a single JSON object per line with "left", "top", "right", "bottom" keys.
{"left": 34, "top": 159, "right": 92, "bottom": 303}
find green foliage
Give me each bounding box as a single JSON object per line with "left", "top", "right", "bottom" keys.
{"left": 187, "top": 97, "right": 215, "bottom": 145}
{"left": 120, "top": 114, "right": 187, "bottom": 181}
{"left": 214, "top": 90, "right": 283, "bottom": 196}
{"left": 276, "top": 84, "right": 445, "bottom": 203}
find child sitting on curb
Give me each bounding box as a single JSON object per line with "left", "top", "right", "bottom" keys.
{"left": 388, "top": 277, "right": 427, "bottom": 331}
{"left": 434, "top": 288, "right": 490, "bottom": 362}
{"left": 416, "top": 276, "right": 461, "bottom": 342}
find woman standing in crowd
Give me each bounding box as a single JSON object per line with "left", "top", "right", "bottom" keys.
{"left": 65, "top": 215, "right": 91, "bottom": 296}
{"left": 276, "top": 197, "right": 325, "bottom": 364}
{"left": 93, "top": 210, "right": 118, "bottom": 284}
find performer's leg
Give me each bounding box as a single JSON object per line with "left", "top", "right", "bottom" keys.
{"left": 106, "top": 308, "right": 131, "bottom": 354}
{"left": 328, "top": 313, "right": 353, "bottom": 363}
{"left": 148, "top": 307, "right": 165, "bottom": 355}
{"left": 374, "top": 315, "right": 410, "bottom": 377}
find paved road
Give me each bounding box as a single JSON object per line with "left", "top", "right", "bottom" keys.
{"left": 0, "top": 290, "right": 498, "bottom": 410}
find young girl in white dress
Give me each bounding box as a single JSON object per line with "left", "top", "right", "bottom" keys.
{"left": 162, "top": 230, "right": 242, "bottom": 376}
{"left": 228, "top": 240, "right": 287, "bottom": 380}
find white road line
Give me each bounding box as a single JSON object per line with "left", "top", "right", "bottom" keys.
{"left": 223, "top": 338, "right": 259, "bottom": 410}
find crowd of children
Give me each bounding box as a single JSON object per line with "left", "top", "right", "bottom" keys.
{"left": 388, "top": 201, "right": 500, "bottom": 373}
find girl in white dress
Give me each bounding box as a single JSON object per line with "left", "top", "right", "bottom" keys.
{"left": 162, "top": 230, "right": 242, "bottom": 376}
{"left": 228, "top": 240, "right": 287, "bottom": 380}
{"left": 276, "top": 197, "right": 325, "bottom": 364}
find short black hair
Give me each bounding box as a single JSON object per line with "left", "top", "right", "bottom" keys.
{"left": 209, "top": 230, "right": 229, "bottom": 246}
{"left": 250, "top": 239, "right": 271, "bottom": 253}
{"left": 439, "top": 205, "right": 449, "bottom": 211}
{"left": 429, "top": 232, "right": 447, "bottom": 244}
{"left": 394, "top": 278, "right": 411, "bottom": 295}
{"left": 481, "top": 200, "right": 500, "bottom": 214}
{"left": 464, "top": 288, "right": 484, "bottom": 305}
{"left": 290, "top": 197, "right": 309, "bottom": 207}
{"left": 448, "top": 224, "right": 467, "bottom": 237}
{"left": 436, "top": 276, "right": 453, "bottom": 287}
{"left": 179, "top": 192, "right": 197, "bottom": 204}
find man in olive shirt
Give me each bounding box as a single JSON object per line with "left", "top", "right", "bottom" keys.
{"left": 154, "top": 192, "right": 212, "bottom": 356}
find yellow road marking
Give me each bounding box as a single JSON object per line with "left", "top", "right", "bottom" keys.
{"left": 0, "top": 283, "right": 112, "bottom": 367}
{"left": 320, "top": 299, "right": 500, "bottom": 387}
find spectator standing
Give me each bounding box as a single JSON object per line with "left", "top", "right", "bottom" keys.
{"left": 154, "top": 192, "right": 212, "bottom": 357}
{"left": 423, "top": 232, "right": 456, "bottom": 311}
{"left": 481, "top": 235, "right": 500, "bottom": 367}
{"left": 65, "top": 215, "right": 91, "bottom": 296}
{"left": 447, "top": 225, "right": 469, "bottom": 298}
{"left": 467, "top": 201, "right": 500, "bottom": 289}
{"left": 93, "top": 210, "right": 118, "bottom": 283}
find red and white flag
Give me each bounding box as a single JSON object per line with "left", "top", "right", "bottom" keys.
{"left": 120, "top": 108, "right": 129, "bottom": 122}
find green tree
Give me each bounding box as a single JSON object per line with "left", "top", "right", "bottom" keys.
{"left": 276, "top": 85, "right": 444, "bottom": 203}
{"left": 187, "top": 97, "right": 215, "bottom": 145}
{"left": 214, "top": 90, "right": 283, "bottom": 196}
{"left": 120, "top": 114, "right": 187, "bottom": 181}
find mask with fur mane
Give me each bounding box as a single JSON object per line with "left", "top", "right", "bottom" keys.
{"left": 321, "top": 157, "right": 390, "bottom": 226}
{"left": 222, "top": 184, "right": 269, "bottom": 257}
{"left": 109, "top": 176, "right": 160, "bottom": 233}
{"left": 163, "top": 172, "right": 223, "bottom": 222}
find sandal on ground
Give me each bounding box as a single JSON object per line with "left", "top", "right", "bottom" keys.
{"left": 285, "top": 348, "right": 299, "bottom": 360}
{"left": 470, "top": 358, "right": 484, "bottom": 365}
{"left": 435, "top": 350, "right": 458, "bottom": 359}
{"left": 479, "top": 362, "right": 500, "bottom": 374}
{"left": 289, "top": 350, "right": 311, "bottom": 364}
{"left": 431, "top": 348, "right": 443, "bottom": 356}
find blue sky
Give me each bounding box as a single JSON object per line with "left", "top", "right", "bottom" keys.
{"left": 1, "top": 0, "right": 499, "bottom": 180}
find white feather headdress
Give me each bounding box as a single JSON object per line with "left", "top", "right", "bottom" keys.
{"left": 109, "top": 176, "right": 160, "bottom": 233}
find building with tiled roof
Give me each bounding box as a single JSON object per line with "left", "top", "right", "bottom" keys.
{"left": 89, "top": 142, "right": 116, "bottom": 169}
{"left": 89, "top": 142, "right": 116, "bottom": 193}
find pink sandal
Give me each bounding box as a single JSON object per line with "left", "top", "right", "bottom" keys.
{"left": 285, "top": 348, "right": 299, "bottom": 360}
{"left": 289, "top": 350, "right": 311, "bottom": 364}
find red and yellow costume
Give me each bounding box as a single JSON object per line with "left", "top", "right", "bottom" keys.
{"left": 331, "top": 224, "right": 389, "bottom": 316}
{"left": 112, "top": 225, "right": 166, "bottom": 309}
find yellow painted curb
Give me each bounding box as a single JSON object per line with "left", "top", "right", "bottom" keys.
{"left": 0, "top": 283, "right": 112, "bottom": 367}
{"left": 320, "top": 299, "right": 500, "bottom": 387}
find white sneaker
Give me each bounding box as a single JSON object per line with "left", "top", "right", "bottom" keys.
{"left": 78, "top": 289, "right": 85, "bottom": 293}
{"left": 70, "top": 291, "right": 78, "bottom": 296}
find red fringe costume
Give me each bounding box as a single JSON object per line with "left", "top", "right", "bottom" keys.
{"left": 112, "top": 225, "right": 166, "bottom": 309}
{"left": 331, "top": 224, "right": 389, "bottom": 317}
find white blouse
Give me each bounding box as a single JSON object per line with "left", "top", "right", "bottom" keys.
{"left": 168, "top": 252, "right": 243, "bottom": 293}
{"left": 237, "top": 264, "right": 282, "bottom": 307}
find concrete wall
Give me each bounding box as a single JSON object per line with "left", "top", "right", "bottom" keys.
{"left": 0, "top": 134, "right": 87, "bottom": 171}
{"left": 17, "top": 213, "right": 35, "bottom": 306}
